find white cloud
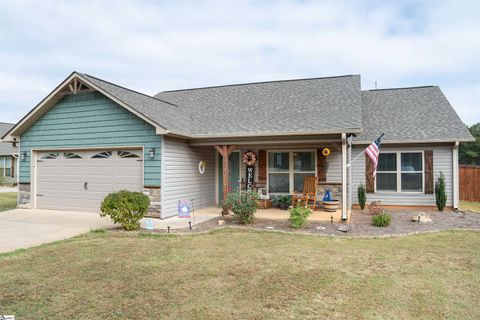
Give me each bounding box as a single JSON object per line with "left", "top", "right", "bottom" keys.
{"left": 0, "top": 0, "right": 478, "bottom": 124}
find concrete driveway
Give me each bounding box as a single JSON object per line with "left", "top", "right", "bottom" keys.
{"left": 0, "top": 209, "right": 116, "bottom": 253}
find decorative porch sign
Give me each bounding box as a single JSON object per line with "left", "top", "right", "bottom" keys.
{"left": 198, "top": 160, "right": 206, "bottom": 175}
{"left": 145, "top": 218, "right": 154, "bottom": 230}
{"left": 243, "top": 151, "right": 257, "bottom": 191}
{"left": 177, "top": 199, "right": 192, "bottom": 218}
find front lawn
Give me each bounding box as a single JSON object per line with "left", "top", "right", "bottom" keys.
{"left": 0, "top": 192, "right": 17, "bottom": 212}
{"left": 1, "top": 229, "right": 479, "bottom": 319}
{"left": 461, "top": 200, "right": 480, "bottom": 213}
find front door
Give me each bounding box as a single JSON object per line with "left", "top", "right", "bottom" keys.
{"left": 218, "top": 151, "right": 240, "bottom": 202}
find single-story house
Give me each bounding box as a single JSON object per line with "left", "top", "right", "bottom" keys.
{"left": 2, "top": 72, "right": 474, "bottom": 219}
{"left": 0, "top": 122, "right": 18, "bottom": 185}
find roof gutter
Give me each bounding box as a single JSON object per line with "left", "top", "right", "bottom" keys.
{"left": 184, "top": 128, "right": 364, "bottom": 139}
{"left": 353, "top": 137, "right": 475, "bottom": 145}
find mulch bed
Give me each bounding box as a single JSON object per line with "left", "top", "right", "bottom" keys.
{"left": 146, "top": 209, "right": 480, "bottom": 238}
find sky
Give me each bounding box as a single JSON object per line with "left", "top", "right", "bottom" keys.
{"left": 0, "top": 0, "right": 479, "bottom": 125}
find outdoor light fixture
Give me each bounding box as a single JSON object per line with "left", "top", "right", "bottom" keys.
{"left": 148, "top": 148, "right": 155, "bottom": 159}
{"left": 20, "top": 152, "right": 26, "bottom": 161}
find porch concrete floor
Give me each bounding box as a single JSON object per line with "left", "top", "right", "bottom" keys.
{"left": 195, "top": 206, "right": 344, "bottom": 222}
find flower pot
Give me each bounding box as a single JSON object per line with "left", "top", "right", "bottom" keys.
{"left": 322, "top": 199, "right": 340, "bottom": 212}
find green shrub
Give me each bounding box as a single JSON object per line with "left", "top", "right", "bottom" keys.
{"left": 357, "top": 183, "right": 366, "bottom": 210}
{"left": 223, "top": 190, "right": 259, "bottom": 224}
{"left": 371, "top": 213, "right": 392, "bottom": 227}
{"left": 100, "top": 190, "right": 150, "bottom": 230}
{"left": 288, "top": 204, "right": 312, "bottom": 228}
{"left": 435, "top": 171, "right": 447, "bottom": 211}
{"left": 272, "top": 195, "right": 292, "bottom": 210}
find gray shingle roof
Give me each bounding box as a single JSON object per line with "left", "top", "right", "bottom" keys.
{"left": 80, "top": 74, "right": 193, "bottom": 135}
{"left": 356, "top": 86, "right": 473, "bottom": 143}
{"left": 4, "top": 72, "right": 473, "bottom": 144}
{"left": 155, "top": 75, "right": 363, "bottom": 136}
{"left": 0, "top": 123, "right": 17, "bottom": 155}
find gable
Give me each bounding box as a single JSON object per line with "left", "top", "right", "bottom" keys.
{"left": 19, "top": 91, "right": 161, "bottom": 185}
{"left": 21, "top": 91, "right": 157, "bottom": 144}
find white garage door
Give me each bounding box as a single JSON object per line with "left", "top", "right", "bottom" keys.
{"left": 36, "top": 149, "right": 143, "bottom": 212}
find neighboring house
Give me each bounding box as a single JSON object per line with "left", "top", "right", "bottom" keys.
{"left": 0, "top": 122, "right": 18, "bottom": 185}
{"left": 1, "top": 72, "right": 474, "bottom": 219}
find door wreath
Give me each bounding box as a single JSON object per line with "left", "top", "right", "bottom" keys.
{"left": 242, "top": 151, "right": 257, "bottom": 166}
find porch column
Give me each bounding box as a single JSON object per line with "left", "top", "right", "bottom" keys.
{"left": 341, "top": 133, "right": 348, "bottom": 220}
{"left": 453, "top": 141, "right": 459, "bottom": 210}
{"left": 346, "top": 134, "right": 353, "bottom": 222}
{"left": 214, "top": 145, "right": 237, "bottom": 201}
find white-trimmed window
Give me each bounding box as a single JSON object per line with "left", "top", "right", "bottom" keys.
{"left": 268, "top": 150, "right": 316, "bottom": 193}
{"left": 376, "top": 152, "right": 423, "bottom": 192}
{"left": 0, "top": 157, "right": 13, "bottom": 178}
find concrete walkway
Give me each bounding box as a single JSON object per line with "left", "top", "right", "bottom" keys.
{"left": 0, "top": 209, "right": 116, "bottom": 253}
{"left": 140, "top": 213, "right": 218, "bottom": 230}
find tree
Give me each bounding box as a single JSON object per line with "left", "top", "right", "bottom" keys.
{"left": 459, "top": 122, "right": 480, "bottom": 165}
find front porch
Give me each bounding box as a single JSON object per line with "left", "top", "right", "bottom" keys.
{"left": 195, "top": 206, "right": 346, "bottom": 222}
{"left": 193, "top": 133, "right": 353, "bottom": 221}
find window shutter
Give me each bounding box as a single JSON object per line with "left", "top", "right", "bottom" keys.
{"left": 424, "top": 150, "right": 434, "bottom": 194}
{"left": 258, "top": 150, "right": 267, "bottom": 183}
{"left": 317, "top": 149, "right": 327, "bottom": 182}
{"left": 365, "top": 155, "right": 375, "bottom": 193}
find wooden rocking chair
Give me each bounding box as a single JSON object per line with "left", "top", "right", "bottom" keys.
{"left": 291, "top": 176, "right": 318, "bottom": 210}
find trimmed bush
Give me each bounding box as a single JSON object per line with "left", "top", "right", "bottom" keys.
{"left": 289, "top": 205, "right": 312, "bottom": 228}
{"left": 371, "top": 213, "right": 392, "bottom": 227}
{"left": 223, "top": 190, "right": 259, "bottom": 224}
{"left": 435, "top": 171, "right": 447, "bottom": 211}
{"left": 357, "top": 183, "right": 366, "bottom": 210}
{"left": 100, "top": 190, "right": 150, "bottom": 230}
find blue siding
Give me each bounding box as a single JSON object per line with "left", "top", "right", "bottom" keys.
{"left": 19, "top": 91, "right": 161, "bottom": 186}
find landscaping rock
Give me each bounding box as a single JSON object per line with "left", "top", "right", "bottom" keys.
{"left": 411, "top": 213, "right": 432, "bottom": 223}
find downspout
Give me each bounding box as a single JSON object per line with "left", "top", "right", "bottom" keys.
{"left": 341, "top": 133, "right": 347, "bottom": 220}
{"left": 453, "top": 141, "right": 459, "bottom": 211}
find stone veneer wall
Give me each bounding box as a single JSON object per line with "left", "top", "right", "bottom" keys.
{"left": 144, "top": 187, "right": 161, "bottom": 218}
{"left": 18, "top": 183, "right": 31, "bottom": 207}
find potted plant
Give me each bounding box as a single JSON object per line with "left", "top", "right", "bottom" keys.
{"left": 272, "top": 195, "right": 292, "bottom": 210}
{"left": 321, "top": 189, "right": 339, "bottom": 212}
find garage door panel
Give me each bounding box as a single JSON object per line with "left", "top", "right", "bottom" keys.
{"left": 111, "top": 176, "right": 143, "bottom": 184}
{"left": 60, "top": 189, "right": 88, "bottom": 198}
{"left": 36, "top": 149, "right": 143, "bottom": 212}
{"left": 87, "top": 166, "right": 114, "bottom": 175}
{"left": 114, "top": 184, "right": 142, "bottom": 190}
{"left": 61, "top": 167, "right": 86, "bottom": 176}
{"left": 88, "top": 184, "right": 115, "bottom": 193}
{"left": 60, "top": 182, "right": 86, "bottom": 190}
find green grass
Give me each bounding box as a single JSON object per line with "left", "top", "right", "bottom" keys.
{"left": 1, "top": 229, "right": 479, "bottom": 319}
{"left": 461, "top": 201, "right": 480, "bottom": 213}
{"left": 0, "top": 192, "right": 17, "bottom": 212}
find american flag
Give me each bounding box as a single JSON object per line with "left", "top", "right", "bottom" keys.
{"left": 365, "top": 133, "right": 385, "bottom": 178}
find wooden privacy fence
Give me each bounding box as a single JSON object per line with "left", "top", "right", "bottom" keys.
{"left": 460, "top": 165, "right": 480, "bottom": 201}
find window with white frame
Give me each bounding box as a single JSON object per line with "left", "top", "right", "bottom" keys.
{"left": 268, "top": 151, "right": 315, "bottom": 193}
{"left": 376, "top": 152, "right": 423, "bottom": 192}
{"left": 0, "top": 157, "right": 13, "bottom": 178}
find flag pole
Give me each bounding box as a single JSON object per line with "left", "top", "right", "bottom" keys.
{"left": 347, "top": 148, "right": 365, "bottom": 167}
{"left": 347, "top": 133, "right": 385, "bottom": 167}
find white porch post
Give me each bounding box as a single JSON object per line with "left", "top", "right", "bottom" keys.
{"left": 341, "top": 133, "right": 347, "bottom": 220}
{"left": 453, "top": 141, "right": 459, "bottom": 210}
{"left": 347, "top": 135, "right": 353, "bottom": 221}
